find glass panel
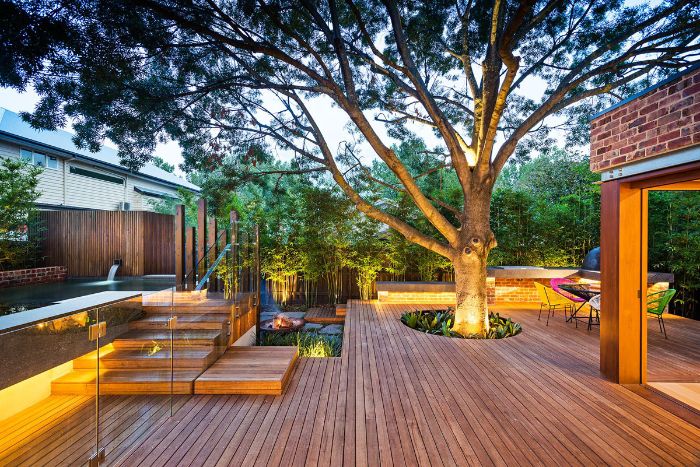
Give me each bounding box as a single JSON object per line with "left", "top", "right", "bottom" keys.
{"left": 19, "top": 148, "right": 32, "bottom": 162}
{"left": 47, "top": 156, "right": 58, "bottom": 169}
{"left": 96, "top": 293, "right": 174, "bottom": 455}
{"left": 0, "top": 308, "right": 97, "bottom": 465}
{"left": 33, "top": 152, "right": 46, "bottom": 167}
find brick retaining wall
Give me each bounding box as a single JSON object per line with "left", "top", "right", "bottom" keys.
{"left": 378, "top": 278, "right": 551, "bottom": 305}
{"left": 0, "top": 266, "right": 67, "bottom": 288}
{"left": 492, "top": 278, "right": 544, "bottom": 303}
{"left": 378, "top": 277, "right": 670, "bottom": 305}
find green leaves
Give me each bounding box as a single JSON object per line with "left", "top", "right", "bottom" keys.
{"left": 648, "top": 191, "right": 700, "bottom": 318}
{"left": 490, "top": 148, "right": 600, "bottom": 268}
{"left": 260, "top": 331, "right": 342, "bottom": 357}
{"left": 400, "top": 309, "right": 522, "bottom": 340}
{"left": 0, "top": 158, "right": 43, "bottom": 270}
{"left": 485, "top": 313, "right": 522, "bottom": 340}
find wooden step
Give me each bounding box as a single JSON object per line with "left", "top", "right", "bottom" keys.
{"left": 335, "top": 304, "right": 347, "bottom": 317}
{"left": 111, "top": 330, "right": 222, "bottom": 350}
{"left": 129, "top": 314, "right": 229, "bottom": 330}
{"left": 143, "top": 304, "right": 233, "bottom": 314}
{"left": 73, "top": 348, "right": 216, "bottom": 370}
{"left": 51, "top": 369, "right": 201, "bottom": 395}
{"left": 194, "top": 346, "right": 298, "bottom": 395}
{"left": 305, "top": 307, "right": 345, "bottom": 324}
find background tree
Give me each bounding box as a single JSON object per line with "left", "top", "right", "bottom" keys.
{"left": 151, "top": 156, "right": 175, "bottom": 174}
{"left": 0, "top": 158, "right": 42, "bottom": 270}
{"left": 649, "top": 191, "right": 700, "bottom": 319}
{"left": 492, "top": 148, "right": 600, "bottom": 266}
{"left": 2, "top": 0, "right": 698, "bottom": 334}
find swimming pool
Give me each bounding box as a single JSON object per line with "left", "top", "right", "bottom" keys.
{"left": 0, "top": 276, "right": 175, "bottom": 316}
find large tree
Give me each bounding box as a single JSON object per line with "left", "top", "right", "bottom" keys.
{"left": 2, "top": 0, "right": 699, "bottom": 334}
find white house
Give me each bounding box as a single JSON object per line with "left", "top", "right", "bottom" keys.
{"left": 0, "top": 108, "right": 199, "bottom": 211}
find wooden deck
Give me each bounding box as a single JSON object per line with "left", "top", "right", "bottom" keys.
{"left": 1, "top": 301, "right": 699, "bottom": 466}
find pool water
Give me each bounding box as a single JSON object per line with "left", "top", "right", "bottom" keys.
{"left": 0, "top": 276, "right": 175, "bottom": 316}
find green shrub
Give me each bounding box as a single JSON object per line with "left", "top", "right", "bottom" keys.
{"left": 400, "top": 309, "right": 522, "bottom": 339}
{"left": 260, "top": 331, "right": 342, "bottom": 357}
{"left": 0, "top": 158, "right": 43, "bottom": 270}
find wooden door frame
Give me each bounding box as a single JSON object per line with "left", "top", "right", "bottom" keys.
{"left": 600, "top": 160, "right": 700, "bottom": 383}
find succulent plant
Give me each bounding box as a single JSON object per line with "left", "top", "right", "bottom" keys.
{"left": 400, "top": 310, "right": 522, "bottom": 339}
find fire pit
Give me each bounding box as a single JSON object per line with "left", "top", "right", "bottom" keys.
{"left": 259, "top": 313, "right": 305, "bottom": 333}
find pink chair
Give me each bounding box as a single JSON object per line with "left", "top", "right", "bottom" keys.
{"left": 550, "top": 278, "right": 585, "bottom": 322}
{"left": 550, "top": 278, "right": 585, "bottom": 302}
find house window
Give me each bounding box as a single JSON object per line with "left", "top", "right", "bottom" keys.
{"left": 69, "top": 165, "right": 124, "bottom": 185}
{"left": 19, "top": 148, "right": 58, "bottom": 169}
{"left": 33, "top": 152, "right": 46, "bottom": 167}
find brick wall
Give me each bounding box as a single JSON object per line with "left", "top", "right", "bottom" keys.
{"left": 377, "top": 278, "right": 669, "bottom": 305}
{"left": 377, "top": 291, "right": 456, "bottom": 304}
{"left": 379, "top": 278, "right": 551, "bottom": 305}
{"left": 590, "top": 67, "right": 700, "bottom": 173}
{"left": 493, "top": 278, "right": 545, "bottom": 303}
{"left": 0, "top": 266, "right": 67, "bottom": 288}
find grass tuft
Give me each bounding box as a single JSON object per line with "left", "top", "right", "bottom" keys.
{"left": 260, "top": 331, "right": 342, "bottom": 357}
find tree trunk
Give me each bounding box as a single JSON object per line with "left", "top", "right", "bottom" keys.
{"left": 452, "top": 249, "right": 490, "bottom": 336}
{"left": 451, "top": 191, "right": 495, "bottom": 336}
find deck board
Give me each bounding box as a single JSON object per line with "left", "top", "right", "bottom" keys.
{"left": 1, "top": 301, "right": 699, "bottom": 466}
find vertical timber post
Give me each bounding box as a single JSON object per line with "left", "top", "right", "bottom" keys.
{"left": 175, "top": 205, "right": 185, "bottom": 291}
{"left": 217, "top": 228, "right": 226, "bottom": 293}
{"left": 600, "top": 180, "right": 645, "bottom": 384}
{"left": 197, "top": 198, "right": 207, "bottom": 284}
{"left": 230, "top": 211, "right": 238, "bottom": 343}
{"left": 185, "top": 226, "right": 195, "bottom": 289}
{"left": 207, "top": 216, "right": 217, "bottom": 291}
{"left": 255, "top": 223, "right": 261, "bottom": 346}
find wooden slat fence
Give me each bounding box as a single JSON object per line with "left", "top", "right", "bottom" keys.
{"left": 39, "top": 211, "right": 174, "bottom": 277}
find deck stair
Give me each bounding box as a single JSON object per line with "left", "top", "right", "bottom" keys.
{"left": 110, "top": 329, "right": 224, "bottom": 349}
{"left": 128, "top": 313, "right": 230, "bottom": 330}
{"left": 51, "top": 292, "right": 299, "bottom": 396}
{"left": 73, "top": 347, "right": 217, "bottom": 370}
{"left": 52, "top": 295, "right": 230, "bottom": 395}
{"left": 141, "top": 289, "right": 233, "bottom": 311}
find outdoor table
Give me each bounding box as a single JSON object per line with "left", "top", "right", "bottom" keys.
{"left": 559, "top": 284, "right": 601, "bottom": 329}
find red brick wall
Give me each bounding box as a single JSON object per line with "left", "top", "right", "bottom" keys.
{"left": 377, "top": 291, "right": 456, "bottom": 304}
{"left": 378, "top": 278, "right": 667, "bottom": 305}
{"left": 493, "top": 278, "right": 546, "bottom": 303}
{"left": 379, "top": 278, "right": 551, "bottom": 305}
{"left": 0, "top": 266, "right": 67, "bottom": 288}
{"left": 590, "top": 68, "right": 700, "bottom": 173}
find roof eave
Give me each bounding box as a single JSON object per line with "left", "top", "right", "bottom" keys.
{"left": 0, "top": 131, "right": 201, "bottom": 193}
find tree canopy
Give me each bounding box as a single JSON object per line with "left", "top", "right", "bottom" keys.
{"left": 2, "top": 0, "right": 698, "bottom": 259}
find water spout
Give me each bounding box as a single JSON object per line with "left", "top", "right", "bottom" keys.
{"left": 107, "top": 264, "right": 120, "bottom": 281}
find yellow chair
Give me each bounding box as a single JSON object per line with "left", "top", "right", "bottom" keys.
{"left": 534, "top": 282, "right": 575, "bottom": 326}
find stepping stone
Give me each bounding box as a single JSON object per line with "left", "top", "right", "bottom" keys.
{"left": 303, "top": 323, "right": 323, "bottom": 332}
{"left": 319, "top": 324, "right": 343, "bottom": 335}
{"left": 260, "top": 312, "right": 277, "bottom": 321}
